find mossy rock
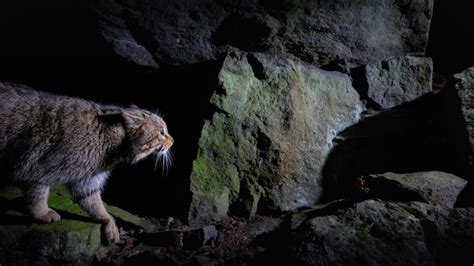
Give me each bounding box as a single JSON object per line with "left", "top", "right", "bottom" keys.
{"left": 189, "top": 51, "right": 363, "bottom": 224}
{"left": 0, "top": 186, "right": 154, "bottom": 265}
{"left": 50, "top": 185, "right": 155, "bottom": 231}
{"left": 0, "top": 186, "right": 100, "bottom": 265}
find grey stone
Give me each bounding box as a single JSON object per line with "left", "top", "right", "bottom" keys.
{"left": 183, "top": 225, "right": 218, "bottom": 249}
{"left": 400, "top": 202, "right": 474, "bottom": 265}
{"left": 287, "top": 199, "right": 474, "bottom": 265}
{"left": 366, "top": 171, "right": 467, "bottom": 208}
{"left": 353, "top": 56, "right": 433, "bottom": 109}
{"left": 454, "top": 66, "right": 474, "bottom": 166}
{"left": 0, "top": 187, "right": 101, "bottom": 266}
{"left": 140, "top": 225, "right": 218, "bottom": 249}
{"left": 289, "top": 199, "right": 434, "bottom": 266}
{"left": 94, "top": 0, "right": 433, "bottom": 67}
{"left": 105, "top": 204, "right": 156, "bottom": 232}
{"left": 188, "top": 51, "right": 363, "bottom": 224}
{"left": 322, "top": 92, "right": 471, "bottom": 201}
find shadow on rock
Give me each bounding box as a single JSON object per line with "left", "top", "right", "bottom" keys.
{"left": 322, "top": 85, "right": 471, "bottom": 202}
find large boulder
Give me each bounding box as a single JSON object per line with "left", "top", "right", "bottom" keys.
{"left": 452, "top": 66, "right": 474, "bottom": 207}
{"left": 365, "top": 171, "right": 467, "bottom": 208}
{"left": 407, "top": 202, "right": 474, "bottom": 265}
{"left": 454, "top": 66, "right": 474, "bottom": 166}
{"left": 321, "top": 89, "right": 472, "bottom": 201}
{"left": 352, "top": 56, "right": 433, "bottom": 109}
{"left": 0, "top": 187, "right": 101, "bottom": 265}
{"left": 95, "top": 0, "right": 434, "bottom": 67}
{"left": 287, "top": 199, "right": 474, "bottom": 265}
{"left": 188, "top": 51, "right": 363, "bottom": 224}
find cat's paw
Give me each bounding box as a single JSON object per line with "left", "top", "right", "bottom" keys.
{"left": 104, "top": 220, "right": 120, "bottom": 243}
{"left": 35, "top": 208, "right": 61, "bottom": 223}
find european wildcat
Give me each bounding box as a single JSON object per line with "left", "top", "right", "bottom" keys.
{"left": 0, "top": 82, "right": 174, "bottom": 242}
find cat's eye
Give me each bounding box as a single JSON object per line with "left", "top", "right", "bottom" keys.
{"left": 159, "top": 129, "right": 165, "bottom": 136}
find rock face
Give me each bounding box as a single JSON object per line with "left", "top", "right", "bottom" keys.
{"left": 95, "top": 0, "right": 434, "bottom": 67}
{"left": 0, "top": 221, "right": 101, "bottom": 266}
{"left": 287, "top": 199, "right": 474, "bottom": 266}
{"left": 352, "top": 56, "right": 433, "bottom": 109}
{"left": 0, "top": 186, "right": 155, "bottom": 265}
{"left": 454, "top": 66, "right": 474, "bottom": 166}
{"left": 188, "top": 51, "right": 363, "bottom": 224}
{"left": 366, "top": 172, "right": 467, "bottom": 208}
{"left": 0, "top": 187, "right": 101, "bottom": 265}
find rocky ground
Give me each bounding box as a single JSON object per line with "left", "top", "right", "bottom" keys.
{"left": 0, "top": 185, "right": 278, "bottom": 265}
{"left": 0, "top": 0, "right": 473, "bottom": 265}
{"left": 2, "top": 170, "right": 474, "bottom": 265}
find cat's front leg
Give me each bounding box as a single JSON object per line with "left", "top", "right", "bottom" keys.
{"left": 23, "top": 184, "right": 61, "bottom": 223}
{"left": 77, "top": 191, "right": 120, "bottom": 243}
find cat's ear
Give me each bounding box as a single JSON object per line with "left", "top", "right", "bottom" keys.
{"left": 121, "top": 109, "right": 144, "bottom": 129}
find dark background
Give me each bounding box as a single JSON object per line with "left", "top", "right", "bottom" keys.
{"left": 0, "top": 0, "right": 472, "bottom": 219}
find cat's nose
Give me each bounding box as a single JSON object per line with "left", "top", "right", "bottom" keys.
{"left": 169, "top": 136, "right": 174, "bottom": 146}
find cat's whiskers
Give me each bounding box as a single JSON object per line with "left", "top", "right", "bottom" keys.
{"left": 153, "top": 148, "right": 173, "bottom": 177}
{"left": 153, "top": 151, "right": 161, "bottom": 173}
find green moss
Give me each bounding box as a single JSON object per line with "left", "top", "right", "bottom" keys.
{"left": 351, "top": 229, "right": 385, "bottom": 249}
{"left": 191, "top": 156, "right": 223, "bottom": 193}
{"left": 228, "top": 167, "right": 240, "bottom": 196}
{"left": 48, "top": 192, "right": 88, "bottom": 217}
{"left": 37, "top": 219, "right": 99, "bottom": 232}
{"left": 51, "top": 185, "right": 71, "bottom": 197}
{"left": 0, "top": 186, "right": 87, "bottom": 217}
{"left": 191, "top": 152, "right": 240, "bottom": 198}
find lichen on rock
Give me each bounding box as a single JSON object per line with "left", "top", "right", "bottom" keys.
{"left": 189, "top": 51, "right": 363, "bottom": 224}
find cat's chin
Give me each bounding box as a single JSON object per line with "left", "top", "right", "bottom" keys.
{"left": 131, "top": 152, "right": 151, "bottom": 164}
{"left": 132, "top": 148, "right": 164, "bottom": 164}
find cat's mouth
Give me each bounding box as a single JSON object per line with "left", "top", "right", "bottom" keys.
{"left": 156, "top": 141, "right": 172, "bottom": 154}
{"left": 156, "top": 136, "right": 174, "bottom": 154}
{"left": 133, "top": 137, "right": 174, "bottom": 166}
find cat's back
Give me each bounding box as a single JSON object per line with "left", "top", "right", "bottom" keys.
{"left": 0, "top": 83, "right": 43, "bottom": 145}
{"left": 0, "top": 83, "right": 124, "bottom": 182}
{"left": 0, "top": 83, "right": 103, "bottom": 160}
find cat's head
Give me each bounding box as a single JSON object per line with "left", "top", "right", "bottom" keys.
{"left": 119, "top": 108, "right": 174, "bottom": 164}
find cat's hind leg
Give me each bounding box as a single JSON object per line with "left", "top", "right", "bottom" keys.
{"left": 23, "top": 184, "right": 61, "bottom": 223}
